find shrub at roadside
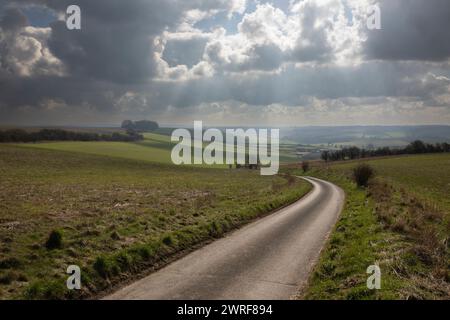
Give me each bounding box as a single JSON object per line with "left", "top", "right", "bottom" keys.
{"left": 352, "top": 163, "right": 375, "bottom": 187}
{"left": 302, "top": 161, "right": 310, "bottom": 173}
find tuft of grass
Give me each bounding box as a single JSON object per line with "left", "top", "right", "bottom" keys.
{"left": 135, "top": 246, "right": 152, "bottom": 261}
{"left": 0, "top": 271, "right": 28, "bottom": 285}
{"left": 209, "top": 221, "right": 222, "bottom": 238}
{"left": 110, "top": 231, "right": 121, "bottom": 241}
{"left": 115, "top": 253, "right": 132, "bottom": 272}
{"left": 0, "top": 257, "right": 22, "bottom": 270}
{"left": 24, "top": 280, "right": 68, "bottom": 300}
{"left": 162, "top": 235, "right": 174, "bottom": 246}
{"left": 93, "top": 257, "right": 114, "bottom": 279}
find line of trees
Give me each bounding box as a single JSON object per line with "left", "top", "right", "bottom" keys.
{"left": 121, "top": 120, "right": 159, "bottom": 132}
{"left": 0, "top": 128, "right": 144, "bottom": 143}
{"left": 322, "top": 140, "right": 450, "bottom": 162}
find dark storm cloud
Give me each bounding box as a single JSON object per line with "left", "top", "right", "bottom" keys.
{"left": 163, "top": 37, "right": 209, "bottom": 68}
{"left": 364, "top": 0, "right": 450, "bottom": 61}
{"left": 0, "top": 7, "right": 28, "bottom": 31}
{"left": 0, "top": 0, "right": 244, "bottom": 119}
{"left": 38, "top": 0, "right": 246, "bottom": 82}
{"left": 0, "top": 72, "right": 129, "bottom": 111}
{"left": 43, "top": 0, "right": 186, "bottom": 83}
{"left": 144, "top": 61, "right": 448, "bottom": 110}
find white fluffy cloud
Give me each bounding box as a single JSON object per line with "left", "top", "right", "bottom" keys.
{"left": 0, "top": 8, "right": 64, "bottom": 77}
{"left": 158, "top": 0, "right": 364, "bottom": 77}
{"left": 1, "top": 26, "right": 64, "bottom": 77}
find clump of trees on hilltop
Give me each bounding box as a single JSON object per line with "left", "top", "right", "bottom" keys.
{"left": 0, "top": 128, "right": 143, "bottom": 143}
{"left": 322, "top": 140, "right": 450, "bottom": 162}
{"left": 121, "top": 120, "right": 159, "bottom": 132}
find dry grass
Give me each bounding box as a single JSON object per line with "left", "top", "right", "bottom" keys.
{"left": 370, "top": 180, "right": 450, "bottom": 299}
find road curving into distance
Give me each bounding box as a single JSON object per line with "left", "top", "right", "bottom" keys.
{"left": 105, "top": 177, "right": 345, "bottom": 300}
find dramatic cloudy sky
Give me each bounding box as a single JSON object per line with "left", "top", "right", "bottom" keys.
{"left": 1, "top": 0, "right": 450, "bottom": 126}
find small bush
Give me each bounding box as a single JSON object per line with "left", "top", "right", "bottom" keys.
{"left": 352, "top": 163, "right": 375, "bottom": 187}
{"left": 45, "top": 230, "right": 63, "bottom": 250}
{"left": 301, "top": 161, "right": 310, "bottom": 173}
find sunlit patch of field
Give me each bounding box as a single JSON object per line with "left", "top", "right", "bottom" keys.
{"left": 17, "top": 134, "right": 175, "bottom": 165}
{"left": 0, "top": 145, "right": 311, "bottom": 299}
{"left": 18, "top": 132, "right": 297, "bottom": 167}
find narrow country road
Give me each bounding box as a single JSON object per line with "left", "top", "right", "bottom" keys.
{"left": 104, "top": 177, "right": 345, "bottom": 300}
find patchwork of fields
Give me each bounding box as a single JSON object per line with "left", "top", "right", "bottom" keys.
{"left": 0, "top": 143, "right": 310, "bottom": 299}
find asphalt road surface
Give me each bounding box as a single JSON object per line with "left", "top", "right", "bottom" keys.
{"left": 105, "top": 177, "right": 345, "bottom": 300}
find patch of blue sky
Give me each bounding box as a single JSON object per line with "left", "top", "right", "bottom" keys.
{"left": 22, "top": 5, "right": 57, "bottom": 28}
{"left": 193, "top": 0, "right": 293, "bottom": 34}
{"left": 342, "top": 0, "right": 354, "bottom": 25}
{"left": 194, "top": 11, "right": 245, "bottom": 34}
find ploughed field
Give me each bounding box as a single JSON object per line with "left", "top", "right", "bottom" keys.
{"left": 0, "top": 144, "right": 311, "bottom": 299}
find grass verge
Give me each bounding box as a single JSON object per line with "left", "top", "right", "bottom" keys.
{"left": 287, "top": 161, "right": 449, "bottom": 300}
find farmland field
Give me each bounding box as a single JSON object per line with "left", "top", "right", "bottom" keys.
{"left": 0, "top": 144, "right": 311, "bottom": 299}
{"left": 17, "top": 133, "right": 175, "bottom": 165}
{"left": 18, "top": 132, "right": 300, "bottom": 166}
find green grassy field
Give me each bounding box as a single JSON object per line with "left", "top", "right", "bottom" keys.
{"left": 18, "top": 132, "right": 300, "bottom": 166}
{"left": 328, "top": 154, "right": 450, "bottom": 212}
{"left": 17, "top": 133, "right": 175, "bottom": 165}
{"left": 0, "top": 144, "right": 311, "bottom": 299}
{"left": 292, "top": 154, "right": 450, "bottom": 299}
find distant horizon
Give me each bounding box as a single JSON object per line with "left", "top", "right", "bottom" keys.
{"left": 2, "top": 123, "right": 450, "bottom": 129}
